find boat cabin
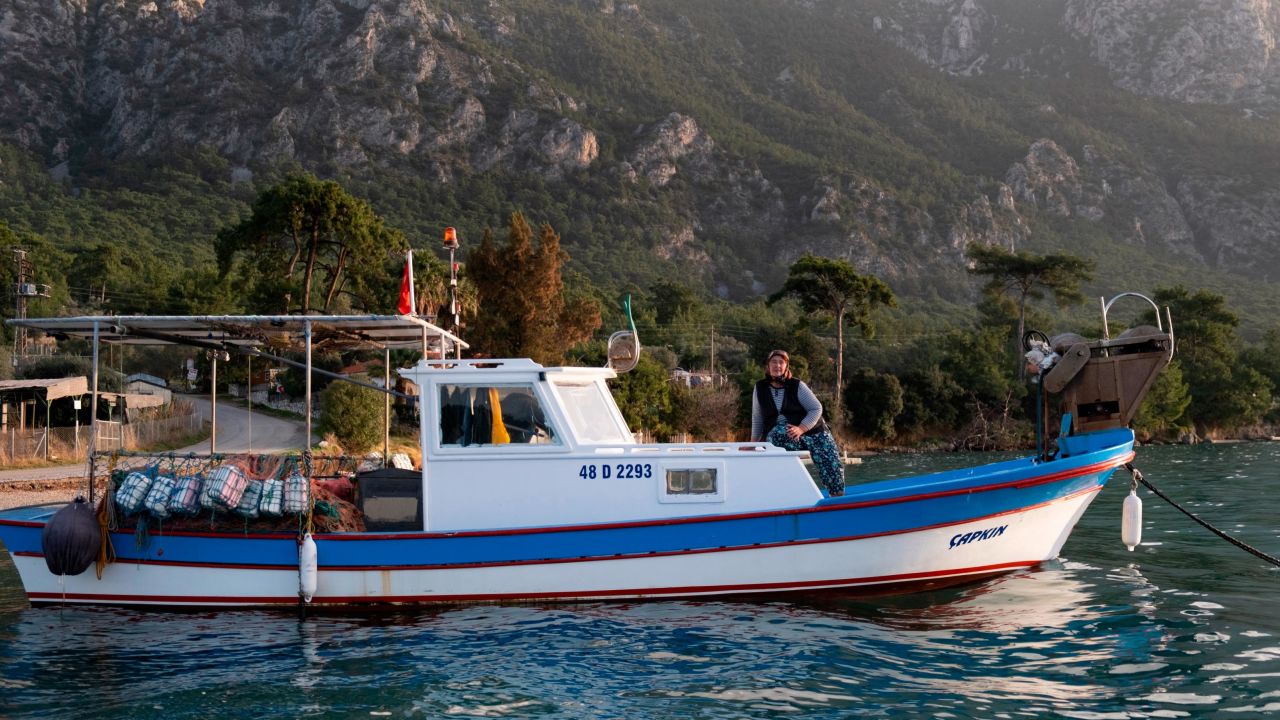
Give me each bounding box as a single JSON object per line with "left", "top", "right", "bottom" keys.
{"left": 397, "top": 358, "right": 822, "bottom": 533}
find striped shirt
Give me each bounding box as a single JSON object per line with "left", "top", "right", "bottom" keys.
{"left": 750, "top": 380, "right": 823, "bottom": 441}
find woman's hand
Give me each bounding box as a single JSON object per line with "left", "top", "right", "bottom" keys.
{"left": 785, "top": 424, "right": 804, "bottom": 440}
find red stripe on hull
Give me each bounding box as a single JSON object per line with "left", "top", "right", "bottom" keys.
{"left": 26, "top": 560, "right": 1042, "bottom": 607}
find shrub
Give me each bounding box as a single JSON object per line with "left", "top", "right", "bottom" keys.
{"left": 318, "top": 381, "right": 384, "bottom": 454}
{"left": 843, "top": 367, "right": 904, "bottom": 440}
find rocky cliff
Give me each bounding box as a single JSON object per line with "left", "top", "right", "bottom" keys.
{"left": 874, "top": 0, "right": 1280, "bottom": 108}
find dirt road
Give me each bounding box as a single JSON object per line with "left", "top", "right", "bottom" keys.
{"left": 0, "top": 396, "right": 309, "bottom": 508}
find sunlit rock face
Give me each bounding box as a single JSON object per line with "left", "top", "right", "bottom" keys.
{"left": 1065, "top": 0, "right": 1280, "bottom": 107}
{"left": 872, "top": 0, "right": 1280, "bottom": 107}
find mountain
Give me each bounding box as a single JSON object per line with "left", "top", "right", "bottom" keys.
{"left": 2, "top": 0, "right": 1279, "bottom": 328}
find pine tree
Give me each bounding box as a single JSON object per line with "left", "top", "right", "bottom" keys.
{"left": 465, "top": 212, "right": 601, "bottom": 364}
{"left": 215, "top": 174, "right": 406, "bottom": 314}
{"left": 769, "top": 254, "right": 895, "bottom": 425}
{"left": 965, "top": 244, "right": 1094, "bottom": 378}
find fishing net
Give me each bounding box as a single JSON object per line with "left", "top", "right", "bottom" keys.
{"left": 94, "top": 452, "right": 374, "bottom": 534}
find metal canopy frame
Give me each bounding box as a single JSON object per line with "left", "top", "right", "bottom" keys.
{"left": 7, "top": 314, "right": 466, "bottom": 353}
{"left": 5, "top": 314, "right": 466, "bottom": 467}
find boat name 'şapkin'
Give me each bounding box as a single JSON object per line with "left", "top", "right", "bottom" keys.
{"left": 949, "top": 525, "right": 1007, "bottom": 549}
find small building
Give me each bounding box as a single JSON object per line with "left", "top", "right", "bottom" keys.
{"left": 671, "top": 368, "right": 724, "bottom": 389}
{"left": 0, "top": 376, "right": 89, "bottom": 431}
{"left": 126, "top": 373, "right": 172, "bottom": 405}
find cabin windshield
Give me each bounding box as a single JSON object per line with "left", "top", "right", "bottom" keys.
{"left": 438, "top": 384, "right": 559, "bottom": 447}
{"left": 551, "top": 381, "right": 632, "bottom": 444}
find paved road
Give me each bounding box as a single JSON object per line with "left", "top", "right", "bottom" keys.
{"left": 0, "top": 396, "right": 309, "bottom": 483}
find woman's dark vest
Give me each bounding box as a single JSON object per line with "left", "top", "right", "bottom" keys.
{"left": 755, "top": 378, "right": 827, "bottom": 436}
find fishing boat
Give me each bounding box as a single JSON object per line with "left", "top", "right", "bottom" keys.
{"left": 0, "top": 296, "right": 1173, "bottom": 608}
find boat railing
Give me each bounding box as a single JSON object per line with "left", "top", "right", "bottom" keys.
{"left": 589, "top": 442, "right": 789, "bottom": 456}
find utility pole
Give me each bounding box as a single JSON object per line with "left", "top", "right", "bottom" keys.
{"left": 709, "top": 326, "right": 716, "bottom": 385}
{"left": 10, "top": 248, "right": 49, "bottom": 368}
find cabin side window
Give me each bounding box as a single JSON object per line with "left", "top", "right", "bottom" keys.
{"left": 438, "top": 384, "right": 559, "bottom": 447}
{"left": 551, "top": 382, "right": 631, "bottom": 444}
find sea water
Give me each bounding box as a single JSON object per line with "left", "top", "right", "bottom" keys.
{"left": 1, "top": 442, "right": 1278, "bottom": 719}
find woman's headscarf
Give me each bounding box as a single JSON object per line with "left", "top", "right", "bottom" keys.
{"left": 765, "top": 349, "right": 792, "bottom": 382}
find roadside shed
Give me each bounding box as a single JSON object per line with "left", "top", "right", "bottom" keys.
{"left": 0, "top": 376, "right": 89, "bottom": 431}
{"left": 0, "top": 376, "right": 89, "bottom": 461}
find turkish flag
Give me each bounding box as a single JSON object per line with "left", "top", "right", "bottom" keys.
{"left": 397, "top": 253, "right": 414, "bottom": 315}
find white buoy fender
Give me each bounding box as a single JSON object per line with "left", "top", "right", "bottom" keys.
{"left": 299, "top": 533, "right": 318, "bottom": 602}
{"left": 1121, "top": 490, "right": 1142, "bottom": 551}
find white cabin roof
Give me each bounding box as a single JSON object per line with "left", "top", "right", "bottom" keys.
{"left": 402, "top": 358, "right": 616, "bottom": 383}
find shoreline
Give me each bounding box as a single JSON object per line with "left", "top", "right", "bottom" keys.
{"left": 0, "top": 478, "right": 86, "bottom": 511}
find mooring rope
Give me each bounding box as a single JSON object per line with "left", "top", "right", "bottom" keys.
{"left": 1126, "top": 463, "right": 1280, "bottom": 568}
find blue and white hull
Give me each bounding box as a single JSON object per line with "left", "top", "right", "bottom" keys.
{"left": 0, "top": 429, "right": 1133, "bottom": 607}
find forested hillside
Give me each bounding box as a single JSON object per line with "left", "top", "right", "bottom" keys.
{"left": 2, "top": 0, "right": 1279, "bottom": 441}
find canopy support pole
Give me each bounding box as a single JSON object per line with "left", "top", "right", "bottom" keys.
{"left": 247, "top": 353, "right": 253, "bottom": 455}
{"left": 42, "top": 395, "right": 49, "bottom": 461}
{"left": 210, "top": 353, "right": 218, "bottom": 455}
{"left": 304, "top": 320, "right": 312, "bottom": 451}
{"left": 89, "top": 320, "right": 99, "bottom": 502}
{"left": 384, "top": 347, "right": 390, "bottom": 467}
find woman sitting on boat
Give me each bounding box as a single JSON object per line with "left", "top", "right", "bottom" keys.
{"left": 750, "top": 349, "right": 845, "bottom": 497}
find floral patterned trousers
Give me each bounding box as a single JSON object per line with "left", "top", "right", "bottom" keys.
{"left": 767, "top": 418, "right": 845, "bottom": 497}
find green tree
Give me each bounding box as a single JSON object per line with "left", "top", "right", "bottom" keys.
{"left": 648, "top": 281, "right": 708, "bottom": 326}
{"left": 1241, "top": 329, "right": 1280, "bottom": 423}
{"left": 215, "top": 174, "right": 407, "bottom": 314}
{"left": 1149, "top": 286, "right": 1270, "bottom": 432}
{"left": 164, "top": 267, "right": 239, "bottom": 315}
{"left": 938, "top": 325, "right": 1025, "bottom": 414}
{"left": 768, "top": 254, "right": 896, "bottom": 424}
{"left": 410, "top": 253, "right": 479, "bottom": 331}
{"left": 1131, "top": 360, "right": 1192, "bottom": 438}
{"left": 895, "top": 365, "right": 964, "bottom": 437}
{"left": 318, "top": 381, "right": 384, "bottom": 453}
{"left": 965, "top": 244, "right": 1094, "bottom": 377}
{"left": 843, "top": 367, "right": 904, "bottom": 440}
{"left": 609, "top": 354, "right": 680, "bottom": 439}
{"left": 465, "top": 212, "right": 601, "bottom": 364}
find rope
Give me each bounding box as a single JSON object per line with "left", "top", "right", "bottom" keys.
{"left": 302, "top": 450, "right": 315, "bottom": 537}
{"left": 1127, "top": 463, "right": 1280, "bottom": 568}
{"left": 95, "top": 453, "right": 120, "bottom": 579}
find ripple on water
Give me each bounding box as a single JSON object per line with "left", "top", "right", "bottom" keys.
{"left": 1145, "top": 692, "right": 1223, "bottom": 705}
{"left": 1110, "top": 662, "right": 1168, "bottom": 674}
